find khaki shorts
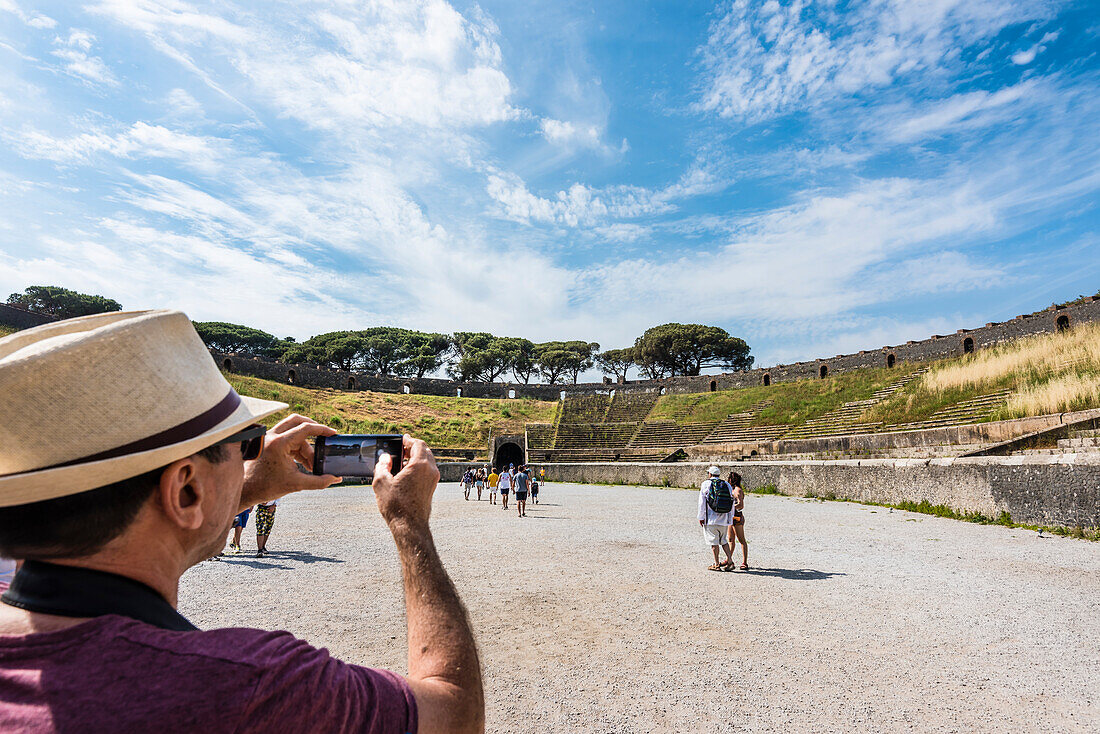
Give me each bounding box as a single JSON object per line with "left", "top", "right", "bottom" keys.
{"left": 702, "top": 524, "right": 730, "bottom": 546}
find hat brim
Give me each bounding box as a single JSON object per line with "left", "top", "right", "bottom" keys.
{"left": 0, "top": 395, "right": 288, "bottom": 507}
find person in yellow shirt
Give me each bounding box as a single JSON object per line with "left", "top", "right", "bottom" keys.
{"left": 487, "top": 469, "right": 500, "bottom": 505}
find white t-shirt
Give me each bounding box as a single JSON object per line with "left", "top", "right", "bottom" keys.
{"left": 498, "top": 471, "right": 512, "bottom": 489}
{"left": 697, "top": 478, "right": 733, "bottom": 525}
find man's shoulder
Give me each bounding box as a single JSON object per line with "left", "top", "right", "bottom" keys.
{"left": 106, "top": 617, "right": 314, "bottom": 668}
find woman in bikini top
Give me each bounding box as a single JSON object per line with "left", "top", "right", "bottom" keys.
{"left": 726, "top": 471, "right": 749, "bottom": 570}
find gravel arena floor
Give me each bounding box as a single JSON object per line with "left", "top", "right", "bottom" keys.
{"left": 181, "top": 481, "right": 1100, "bottom": 733}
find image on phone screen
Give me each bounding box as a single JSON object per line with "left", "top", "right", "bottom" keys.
{"left": 314, "top": 434, "right": 403, "bottom": 481}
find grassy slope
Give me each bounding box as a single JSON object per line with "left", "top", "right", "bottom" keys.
{"left": 864, "top": 322, "right": 1100, "bottom": 424}
{"left": 0, "top": 324, "right": 17, "bottom": 338}
{"left": 650, "top": 324, "right": 1100, "bottom": 428}
{"left": 649, "top": 365, "right": 917, "bottom": 426}
{"left": 226, "top": 373, "right": 557, "bottom": 448}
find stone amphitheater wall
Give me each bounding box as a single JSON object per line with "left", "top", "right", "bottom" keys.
{"left": 533, "top": 457, "right": 1100, "bottom": 528}
{"left": 0, "top": 303, "right": 56, "bottom": 330}
{"left": 210, "top": 296, "right": 1100, "bottom": 399}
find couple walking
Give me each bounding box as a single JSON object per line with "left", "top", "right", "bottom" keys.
{"left": 496, "top": 464, "right": 535, "bottom": 516}
{"left": 697, "top": 466, "right": 748, "bottom": 571}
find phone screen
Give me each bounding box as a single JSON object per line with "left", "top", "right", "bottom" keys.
{"left": 313, "top": 434, "right": 404, "bottom": 481}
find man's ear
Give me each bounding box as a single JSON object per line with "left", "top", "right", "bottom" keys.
{"left": 156, "top": 457, "right": 207, "bottom": 532}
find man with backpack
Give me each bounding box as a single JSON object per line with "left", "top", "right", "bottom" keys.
{"left": 697, "top": 465, "right": 736, "bottom": 571}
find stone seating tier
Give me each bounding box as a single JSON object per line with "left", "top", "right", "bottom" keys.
{"left": 525, "top": 423, "right": 556, "bottom": 450}
{"left": 558, "top": 395, "right": 611, "bottom": 423}
{"left": 629, "top": 421, "right": 719, "bottom": 448}
{"left": 604, "top": 391, "right": 660, "bottom": 423}
{"left": 553, "top": 422, "right": 641, "bottom": 450}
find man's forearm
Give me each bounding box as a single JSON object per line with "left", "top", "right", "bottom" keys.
{"left": 391, "top": 520, "right": 483, "bottom": 718}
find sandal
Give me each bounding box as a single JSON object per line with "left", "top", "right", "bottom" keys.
{"left": 740, "top": 563, "right": 749, "bottom": 570}
{"left": 707, "top": 563, "right": 723, "bottom": 571}
{"left": 722, "top": 562, "right": 736, "bottom": 571}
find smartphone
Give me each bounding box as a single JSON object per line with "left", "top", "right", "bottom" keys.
{"left": 313, "top": 434, "right": 404, "bottom": 481}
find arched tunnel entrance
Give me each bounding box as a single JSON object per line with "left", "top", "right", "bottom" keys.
{"left": 493, "top": 442, "right": 525, "bottom": 471}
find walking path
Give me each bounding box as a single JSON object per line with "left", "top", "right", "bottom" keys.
{"left": 181, "top": 482, "right": 1100, "bottom": 732}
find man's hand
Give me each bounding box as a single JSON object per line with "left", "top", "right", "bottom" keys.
{"left": 372, "top": 435, "right": 440, "bottom": 529}
{"left": 373, "top": 435, "right": 483, "bottom": 734}
{"left": 240, "top": 414, "right": 341, "bottom": 509}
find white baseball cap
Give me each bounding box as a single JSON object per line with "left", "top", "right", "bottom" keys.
{"left": 707, "top": 465, "right": 721, "bottom": 476}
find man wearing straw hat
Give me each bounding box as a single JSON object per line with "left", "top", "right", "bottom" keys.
{"left": 0, "top": 310, "right": 483, "bottom": 733}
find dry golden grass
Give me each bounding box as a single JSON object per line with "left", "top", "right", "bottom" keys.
{"left": 923, "top": 321, "right": 1100, "bottom": 393}
{"left": 865, "top": 322, "right": 1100, "bottom": 423}
{"left": 1001, "top": 372, "right": 1100, "bottom": 418}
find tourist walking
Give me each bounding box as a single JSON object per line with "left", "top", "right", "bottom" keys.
{"left": 228, "top": 507, "right": 252, "bottom": 554}
{"left": 254, "top": 499, "right": 278, "bottom": 558}
{"left": 513, "top": 466, "right": 530, "bottom": 517}
{"left": 488, "top": 467, "right": 499, "bottom": 504}
{"left": 462, "top": 469, "right": 473, "bottom": 501}
{"left": 530, "top": 476, "right": 539, "bottom": 504}
{"left": 499, "top": 466, "right": 512, "bottom": 510}
{"left": 726, "top": 472, "right": 749, "bottom": 570}
{"left": 475, "top": 468, "right": 485, "bottom": 501}
{"left": 698, "top": 465, "right": 735, "bottom": 571}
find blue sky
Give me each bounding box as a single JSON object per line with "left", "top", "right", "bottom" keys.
{"left": 1, "top": 0, "right": 1098, "bottom": 375}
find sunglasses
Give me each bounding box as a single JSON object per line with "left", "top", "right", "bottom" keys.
{"left": 213, "top": 424, "right": 266, "bottom": 460}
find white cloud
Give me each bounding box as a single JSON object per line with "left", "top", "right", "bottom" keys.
{"left": 6, "top": 122, "right": 229, "bottom": 174}
{"left": 884, "top": 81, "right": 1040, "bottom": 142}
{"left": 594, "top": 223, "right": 649, "bottom": 243}
{"left": 697, "top": 0, "right": 1063, "bottom": 121}
{"left": 88, "top": 0, "right": 251, "bottom": 44}
{"left": 93, "top": 0, "right": 519, "bottom": 132}
{"left": 1011, "top": 48, "right": 1037, "bottom": 65}
{"left": 0, "top": 0, "right": 54, "bottom": 28}
{"left": 485, "top": 163, "right": 723, "bottom": 228}
{"left": 487, "top": 174, "right": 608, "bottom": 227}
{"left": 51, "top": 29, "right": 118, "bottom": 86}
{"left": 539, "top": 117, "right": 625, "bottom": 155}
{"left": 1012, "top": 29, "right": 1060, "bottom": 65}
{"left": 165, "top": 88, "right": 204, "bottom": 118}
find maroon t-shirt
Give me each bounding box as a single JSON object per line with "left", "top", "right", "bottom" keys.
{"left": 0, "top": 615, "right": 417, "bottom": 733}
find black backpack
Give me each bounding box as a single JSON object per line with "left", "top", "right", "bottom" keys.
{"left": 705, "top": 478, "right": 734, "bottom": 514}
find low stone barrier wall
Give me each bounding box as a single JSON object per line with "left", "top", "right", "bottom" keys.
{"left": 536, "top": 458, "right": 1100, "bottom": 528}
{"left": 437, "top": 462, "right": 485, "bottom": 482}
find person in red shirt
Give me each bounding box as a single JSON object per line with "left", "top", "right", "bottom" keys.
{"left": 0, "top": 311, "right": 484, "bottom": 734}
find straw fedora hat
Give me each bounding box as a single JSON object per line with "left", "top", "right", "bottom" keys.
{"left": 0, "top": 309, "right": 288, "bottom": 507}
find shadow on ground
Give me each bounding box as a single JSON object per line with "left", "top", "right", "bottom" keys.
{"left": 266, "top": 550, "right": 345, "bottom": 564}
{"left": 213, "top": 557, "right": 293, "bottom": 570}
{"left": 741, "top": 567, "right": 845, "bottom": 580}
{"left": 212, "top": 550, "right": 344, "bottom": 569}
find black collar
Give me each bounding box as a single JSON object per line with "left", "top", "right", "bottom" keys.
{"left": 1, "top": 560, "right": 197, "bottom": 632}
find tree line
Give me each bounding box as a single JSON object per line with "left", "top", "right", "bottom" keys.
{"left": 205, "top": 323, "right": 751, "bottom": 384}
{"left": 6, "top": 285, "right": 753, "bottom": 384}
